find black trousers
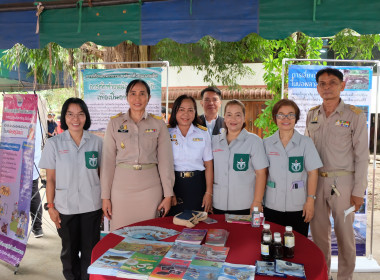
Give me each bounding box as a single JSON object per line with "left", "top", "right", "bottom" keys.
{"left": 169, "top": 171, "right": 206, "bottom": 216}
{"left": 263, "top": 207, "right": 309, "bottom": 237}
{"left": 30, "top": 179, "right": 42, "bottom": 230}
{"left": 57, "top": 209, "right": 102, "bottom": 280}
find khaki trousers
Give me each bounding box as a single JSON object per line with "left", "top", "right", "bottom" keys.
{"left": 310, "top": 174, "right": 356, "bottom": 280}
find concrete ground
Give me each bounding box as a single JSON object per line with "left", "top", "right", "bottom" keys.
{"left": 1, "top": 190, "right": 380, "bottom": 279}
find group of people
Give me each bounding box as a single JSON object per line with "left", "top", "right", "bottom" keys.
{"left": 39, "top": 67, "right": 368, "bottom": 280}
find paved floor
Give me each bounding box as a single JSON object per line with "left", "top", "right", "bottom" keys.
{"left": 1, "top": 191, "right": 380, "bottom": 280}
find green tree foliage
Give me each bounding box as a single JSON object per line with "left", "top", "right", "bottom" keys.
{"left": 153, "top": 34, "right": 271, "bottom": 87}
{"left": 330, "top": 29, "right": 380, "bottom": 60}
{"left": 255, "top": 33, "right": 323, "bottom": 137}
{"left": 1, "top": 43, "right": 101, "bottom": 92}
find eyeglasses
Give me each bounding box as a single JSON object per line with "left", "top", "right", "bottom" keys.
{"left": 276, "top": 113, "right": 296, "bottom": 120}
{"left": 66, "top": 113, "right": 86, "bottom": 119}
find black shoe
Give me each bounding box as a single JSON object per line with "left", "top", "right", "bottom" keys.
{"left": 32, "top": 229, "right": 44, "bottom": 238}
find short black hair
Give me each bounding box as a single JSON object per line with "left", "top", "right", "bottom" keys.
{"left": 200, "top": 86, "right": 222, "bottom": 99}
{"left": 168, "top": 95, "right": 201, "bottom": 128}
{"left": 60, "top": 98, "right": 91, "bottom": 130}
{"left": 316, "top": 67, "right": 344, "bottom": 83}
{"left": 272, "top": 99, "right": 300, "bottom": 124}
{"left": 126, "top": 79, "right": 151, "bottom": 96}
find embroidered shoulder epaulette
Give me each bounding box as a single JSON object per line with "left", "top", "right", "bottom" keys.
{"left": 150, "top": 113, "right": 163, "bottom": 120}
{"left": 309, "top": 105, "right": 320, "bottom": 111}
{"left": 110, "top": 112, "right": 122, "bottom": 119}
{"left": 197, "top": 124, "right": 207, "bottom": 131}
{"left": 349, "top": 105, "right": 362, "bottom": 115}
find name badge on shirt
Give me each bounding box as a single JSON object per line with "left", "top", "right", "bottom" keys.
{"left": 85, "top": 151, "right": 99, "bottom": 169}
{"left": 145, "top": 129, "right": 157, "bottom": 133}
{"left": 233, "top": 154, "right": 249, "bottom": 171}
{"left": 289, "top": 156, "right": 304, "bottom": 173}
{"left": 192, "top": 138, "right": 203, "bottom": 142}
{"left": 118, "top": 124, "right": 128, "bottom": 133}
{"left": 335, "top": 120, "right": 350, "bottom": 128}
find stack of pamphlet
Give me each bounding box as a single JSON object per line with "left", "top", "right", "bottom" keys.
{"left": 218, "top": 263, "right": 256, "bottom": 280}
{"left": 175, "top": 228, "right": 208, "bottom": 245}
{"left": 88, "top": 237, "right": 172, "bottom": 279}
{"left": 205, "top": 229, "right": 229, "bottom": 246}
{"left": 225, "top": 214, "right": 251, "bottom": 224}
{"left": 87, "top": 249, "right": 135, "bottom": 277}
{"left": 255, "top": 260, "right": 306, "bottom": 278}
{"left": 182, "top": 244, "right": 230, "bottom": 280}
{"left": 148, "top": 243, "right": 201, "bottom": 280}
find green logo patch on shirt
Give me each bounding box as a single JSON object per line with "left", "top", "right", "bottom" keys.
{"left": 289, "top": 156, "right": 304, "bottom": 173}
{"left": 85, "top": 151, "right": 99, "bottom": 169}
{"left": 233, "top": 154, "right": 249, "bottom": 171}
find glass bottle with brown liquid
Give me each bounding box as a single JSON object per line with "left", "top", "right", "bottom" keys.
{"left": 284, "top": 226, "right": 295, "bottom": 258}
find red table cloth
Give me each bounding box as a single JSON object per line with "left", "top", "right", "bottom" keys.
{"left": 90, "top": 214, "right": 328, "bottom": 280}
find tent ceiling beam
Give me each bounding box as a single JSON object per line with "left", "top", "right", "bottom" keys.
{"left": 0, "top": 0, "right": 166, "bottom": 12}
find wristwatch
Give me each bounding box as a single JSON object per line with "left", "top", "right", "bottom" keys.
{"left": 44, "top": 203, "right": 55, "bottom": 210}
{"left": 308, "top": 195, "right": 317, "bottom": 200}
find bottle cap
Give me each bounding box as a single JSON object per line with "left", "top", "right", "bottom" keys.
{"left": 274, "top": 232, "right": 281, "bottom": 238}
{"left": 263, "top": 224, "right": 270, "bottom": 230}
{"left": 263, "top": 234, "right": 271, "bottom": 242}
{"left": 285, "top": 226, "right": 293, "bottom": 232}
{"left": 274, "top": 236, "right": 282, "bottom": 243}
{"left": 253, "top": 206, "right": 259, "bottom": 212}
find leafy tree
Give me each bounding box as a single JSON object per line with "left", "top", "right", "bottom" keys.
{"left": 152, "top": 34, "right": 271, "bottom": 87}
{"left": 255, "top": 33, "right": 323, "bottom": 137}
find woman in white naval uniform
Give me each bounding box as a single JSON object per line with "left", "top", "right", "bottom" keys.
{"left": 212, "top": 100, "right": 268, "bottom": 215}
{"left": 39, "top": 98, "right": 103, "bottom": 280}
{"left": 168, "top": 95, "right": 213, "bottom": 215}
{"left": 263, "top": 99, "right": 322, "bottom": 236}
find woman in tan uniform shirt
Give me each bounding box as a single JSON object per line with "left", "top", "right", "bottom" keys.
{"left": 101, "top": 79, "right": 175, "bottom": 231}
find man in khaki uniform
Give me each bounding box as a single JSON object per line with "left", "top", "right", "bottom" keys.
{"left": 305, "top": 68, "right": 368, "bottom": 280}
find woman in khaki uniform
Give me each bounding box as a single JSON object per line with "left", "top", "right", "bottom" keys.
{"left": 101, "top": 79, "right": 175, "bottom": 231}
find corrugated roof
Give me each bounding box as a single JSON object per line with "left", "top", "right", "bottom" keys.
{"left": 161, "top": 86, "right": 273, "bottom": 101}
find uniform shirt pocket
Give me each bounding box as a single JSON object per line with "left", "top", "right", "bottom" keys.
{"left": 145, "top": 131, "right": 159, "bottom": 150}
{"left": 330, "top": 125, "right": 352, "bottom": 146}
{"left": 307, "top": 123, "right": 320, "bottom": 143}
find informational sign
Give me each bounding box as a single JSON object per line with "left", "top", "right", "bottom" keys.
{"left": 288, "top": 65, "right": 372, "bottom": 256}
{"left": 83, "top": 68, "right": 162, "bottom": 134}
{"left": 0, "top": 94, "right": 37, "bottom": 266}
{"left": 288, "top": 65, "right": 371, "bottom": 134}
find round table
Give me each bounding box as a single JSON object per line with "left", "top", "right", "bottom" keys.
{"left": 90, "top": 214, "right": 328, "bottom": 280}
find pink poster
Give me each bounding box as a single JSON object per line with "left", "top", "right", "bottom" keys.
{"left": 0, "top": 94, "right": 37, "bottom": 266}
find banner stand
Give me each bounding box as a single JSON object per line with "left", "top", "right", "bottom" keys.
{"left": 77, "top": 61, "right": 170, "bottom": 120}
{"left": 281, "top": 58, "right": 380, "bottom": 272}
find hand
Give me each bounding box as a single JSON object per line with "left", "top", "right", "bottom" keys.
{"left": 48, "top": 208, "right": 61, "bottom": 229}
{"left": 171, "top": 196, "right": 178, "bottom": 206}
{"left": 250, "top": 201, "right": 263, "bottom": 213}
{"left": 302, "top": 198, "right": 315, "bottom": 223}
{"left": 102, "top": 199, "right": 112, "bottom": 220}
{"left": 158, "top": 196, "right": 172, "bottom": 217}
{"left": 350, "top": 195, "right": 364, "bottom": 212}
{"left": 202, "top": 193, "right": 213, "bottom": 213}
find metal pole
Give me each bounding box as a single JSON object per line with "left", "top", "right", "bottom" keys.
{"left": 370, "top": 60, "right": 380, "bottom": 258}
{"left": 281, "top": 58, "right": 287, "bottom": 98}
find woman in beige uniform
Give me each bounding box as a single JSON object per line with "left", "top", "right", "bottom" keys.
{"left": 101, "top": 79, "right": 175, "bottom": 231}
